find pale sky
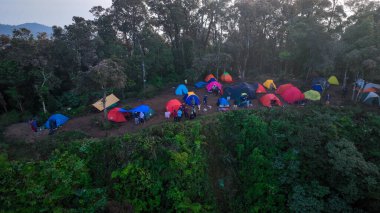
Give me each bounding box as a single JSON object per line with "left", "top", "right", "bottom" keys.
{"left": 0, "top": 0, "right": 112, "bottom": 27}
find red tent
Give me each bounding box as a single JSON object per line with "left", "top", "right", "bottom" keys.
{"left": 107, "top": 108, "right": 127, "bottom": 122}
{"left": 281, "top": 86, "right": 305, "bottom": 104}
{"left": 256, "top": 83, "right": 267, "bottom": 93}
{"left": 205, "top": 74, "right": 216, "bottom": 82}
{"left": 260, "top": 94, "right": 282, "bottom": 107}
{"left": 276, "top": 83, "right": 294, "bottom": 95}
{"left": 166, "top": 99, "right": 182, "bottom": 113}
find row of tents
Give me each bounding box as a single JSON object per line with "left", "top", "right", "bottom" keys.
{"left": 354, "top": 79, "right": 380, "bottom": 106}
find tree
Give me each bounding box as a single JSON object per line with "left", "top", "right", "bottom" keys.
{"left": 85, "top": 59, "right": 127, "bottom": 119}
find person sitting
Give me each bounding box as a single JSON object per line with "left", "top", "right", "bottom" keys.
{"left": 177, "top": 109, "right": 183, "bottom": 122}
{"left": 29, "top": 118, "right": 38, "bottom": 133}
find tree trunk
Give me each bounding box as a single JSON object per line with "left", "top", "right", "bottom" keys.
{"left": 0, "top": 92, "right": 7, "bottom": 113}
{"left": 102, "top": 90, "right": 107, "bottom": 120}
{"left": 18, "top": 101, "right": 24, "bottom": 113}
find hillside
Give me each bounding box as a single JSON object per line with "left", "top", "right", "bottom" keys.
{"left": 0, "top": 23, "right": 52, "bottom": 37}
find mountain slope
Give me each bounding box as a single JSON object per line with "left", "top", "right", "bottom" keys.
{"left": 0, "top": 23, "right": 53, "bottom": 37}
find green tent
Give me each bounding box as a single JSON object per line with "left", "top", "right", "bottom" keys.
{"left": 304, "top": 90, "right": 321, "bottom": 101}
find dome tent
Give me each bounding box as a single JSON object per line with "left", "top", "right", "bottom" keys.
{"left": 45, "top": 114, "right": 69, "bottom": 129}
{"left": 304, "top": 90, "right": 321, "bottom": 101}
{"left": 205, "top": 74, "right": 216, "bottom": 82}
{"left": 183, "top": 92, "right": 200, "bottom": 106}
{"left": 263, "top": 79, "right": 277, "bottom": 89}
{"left": 166, "top": 99, "right": 182, "bottom": 113}
{"left": 259, "top": 94, "right": 282, "bottom": 107}
{"left": 362, "top": 92, "right": 380, "bottom": 106}
{"left": 206, "top": 81, "right": 223, "bottom": 93}
{"left": 328, "top": 76, "right": 339, "bottom": 85}
{"left": 107, "top": 107, "right": 128, "bottom": 123}
{"left": 280, "top": 86, "right": 305, "bottom": 104}
{"left": 276, "top": 84, "right": 294, "bottom": 95}
{"left": 217, "top": 97, "right": 230, "bottom": 107}
{"left": 195, "top": 81, "right": 208, "bottom": 88}
{"left": 223, "top": 83, "right": 257, "bottom": 101}
{"left": 312, "top": 77, "right": 329, "bottom": 93}
{"left": 220, "top": 72, "right": 233, "bottom": 83}
{"left": 175, "top": 84, "right": 188, "bottom": 95}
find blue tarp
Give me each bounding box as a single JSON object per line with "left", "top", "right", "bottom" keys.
{"left": 45, "top": 114, "right": 69, "bottom": 129}
{"left": 125, "top": 105, "right": 152, "bottom": 114}
{"left": 217, "top": 98, "right": 230, "bottom": 106}
{"left": 175, "top": 84, "right": 189, "bottom": 95}
{"left": 195, "top": 81, "right": 207, "bottom": 88}
{"left": 183, "top": 94, "right": 200, "bottom": 105}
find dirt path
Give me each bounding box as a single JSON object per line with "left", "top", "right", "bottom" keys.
{"left": 4, "top": 87, "right": 223, "bottom": 142}
{"left": 3, "top": 81, "right": 358, "bottom": 143}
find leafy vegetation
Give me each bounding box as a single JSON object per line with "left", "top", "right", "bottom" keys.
{"left": 1, "top": 107, "right": 379, "bottom": 212}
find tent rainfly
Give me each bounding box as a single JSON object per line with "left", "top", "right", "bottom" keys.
{"left": 92, "top": 94, "right": 120, "bottom": 111}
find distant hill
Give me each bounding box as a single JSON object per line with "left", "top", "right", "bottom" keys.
{"left": 0, "top": 23, "right": 53, "bottom": 37}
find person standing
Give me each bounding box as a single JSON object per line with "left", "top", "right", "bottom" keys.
{"left": 139, "top": 112, "right": 145, "bottom": 124}
{"left": 325, "top": 93, "right": 331, "bottom": 105}
{"left": 203, "top": 95, "right": 208, "bottom": 106}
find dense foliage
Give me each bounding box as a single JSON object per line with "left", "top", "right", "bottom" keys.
{"left": 1, "top": 107, "right": 379, "bottom": 212}
{"left": 1, "top": 0, "right": 380, "bottom": 114}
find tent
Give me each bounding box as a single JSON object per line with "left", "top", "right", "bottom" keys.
{"left": 263, "top": 79, "right": 277, "bottom": 89}
{"left": 45, "top": 114, "right": 69, "bottom": 129}
{"left": 362, "top": 92, "right": 380, "bottom": 106}
{"left": 205, "top": 74, "right": 216, "bottom": 82}
{"left": 259, "top": 94, "right": 282, "bottom": 108}
{"left": 312, "top": 78, "right": 329, "bottom": 92}
{"left": 255, "top": 83, "right": 267, "bottom": 93}
{"left": 220, "top": 72, "right": 233, "bottom": 83}
{"left": 92, "top": 94, "right": 120, "bottom": 111}
{"left": 304, "top": 90, "right": 321, "bottom": 101}
{"left": 328, "top": 76, "right": 339, "bottom": 85}
{"left": 125, "top": 105, "right": 154, "bottom": 119}
{"left": 206, "top": 81, "right": 223, "bottom": 93}
{"left": 207, "top": 78, "right": 217, "bottom": 83}
{"left": 107, "top": 107, "right": 127, "bottom": 123}
{"left": 280, "top": 86, "right": 305, "bottom": 104}
{"left": 166, "top": 99, "right": 182, "bottom": 113}
{"left": 276, "top": 84, "right": 294, "bottom": 95}
{"left": 175, "top": 84, "right": 189, "bottom": 95}
{"left": 195, "top": 81, "right": 207, "bottom": 88}
{"left": 364, "top": 83, "right": 380, "bottom": 91}
{"left": 217, "top": 98, "right": 230, "bottom": 107}
{"left": 183, "top": 92, "right": 200, "bottom": 106}
{"left": 223, "top": 83, "right": 257, "bottom": 101}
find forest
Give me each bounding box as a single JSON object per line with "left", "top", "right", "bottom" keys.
{"left": 1, "top": 0, "right": 380, "bottom": 212}
{"left": 0, "top": 0, "right": 379, "bottom": 114}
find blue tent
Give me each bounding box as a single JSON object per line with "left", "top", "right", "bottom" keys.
{"left": 312, "top": 78, "right": 329, "bottom": 93}
{"left": 125, "top": 105, "right": 154, "bottom": 118}
{"left": 217, "top": 98, "right": 230, "bottom": 106}
{"left": 175, "top": 84, "right": 188, "bottom": 95}
{"left": 183, "top": 94, "right": 200, "bottom": 105}
{"left": 195, "top": 81, "right": 208, "bottom": 88}
{"left": 312, "top": 84, "right": 323, "bottom": 93}
{"left": 45, "top": 114, "right": 69, "bottom": 129}
{"left": 207, "top": 78, "right": 217, "bottom": 83}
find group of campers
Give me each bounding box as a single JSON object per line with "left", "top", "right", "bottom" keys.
{"left": 167, "top": 103, "right": 197, "bottom": 122}
{"left": 133, "top": 111, "right": 145, "bottom": 125}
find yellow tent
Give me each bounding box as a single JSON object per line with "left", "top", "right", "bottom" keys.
{"left": 263, "top": 79, "right": 277, "bottom": 89}
{"left": 304, "top": 90, "right": 321, "bottom": 101}
{"left": 187, "top": 91, "right": 196, "bottom": 96}
{"left": 92, "top": 94, "right": 120, "bottom": 111}
{"left": 328, "top": 76, "right": 339, "bottom": 85}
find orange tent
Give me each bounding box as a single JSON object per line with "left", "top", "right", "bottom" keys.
{"left": 276, "top": 84, "right": 294, "bottom": 95}
{"left": 260, "top": 94, "right": 283, "bottom": 107}
{"left": 256, "top": 83, "right": 267, "bottom": 93}
{"left": 205, "top": 74, "right": 216, "bottom": 82}
{"left": 363, "top": 87, "right": 378, "bottom": 93}
{"left": 220, "top": 72, "right": 233, "bottom": 83}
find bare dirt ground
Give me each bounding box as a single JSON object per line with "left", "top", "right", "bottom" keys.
{"left": 3, "top": 80, "right": 363, "bottom": 143}
{"left": 4, "top": 86, "right": 223, "bottom": 142}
